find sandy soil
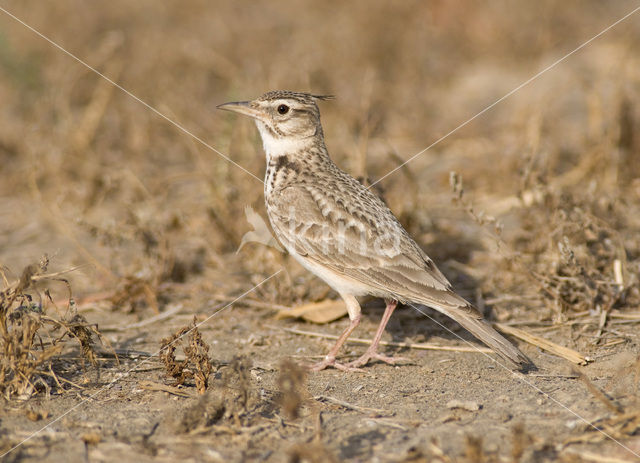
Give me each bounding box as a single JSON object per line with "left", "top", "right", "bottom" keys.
{"left": 2, "top": 299, "right": 639, "bottom": 462}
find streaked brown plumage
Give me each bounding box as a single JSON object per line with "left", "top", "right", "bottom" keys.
{"left": 218, "top": 90, "right": 534, "bottom": 371}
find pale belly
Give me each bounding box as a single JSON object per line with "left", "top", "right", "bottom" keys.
{"left": 286, "top": 245, "right": 375, "bottom": 297}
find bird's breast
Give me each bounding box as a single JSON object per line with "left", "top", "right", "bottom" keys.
{"left": 264, "top": 155, "right": 304, "bottom": 196}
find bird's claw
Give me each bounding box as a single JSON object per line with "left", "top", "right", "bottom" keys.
{"left": 307, "top": 351, "right": 408, "bottom": 371}
{"left": 306, "top": 356, "right": 364, "bottom": 372}
{"left": 344, "top": 350, "right": 408, "bottom": 369}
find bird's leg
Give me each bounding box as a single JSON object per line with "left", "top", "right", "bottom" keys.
{"left": 308, "top": 314, "right": 361, "bottom": 371}
{"left": 345, "top": 299, "right": 407, "bottom": 368}
{"left": 308, "top": 294, "right": 362, "bottom": 371}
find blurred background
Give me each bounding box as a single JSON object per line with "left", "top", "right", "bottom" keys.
{"left": 1, "top": 0, "right": 639, "bottom": 320}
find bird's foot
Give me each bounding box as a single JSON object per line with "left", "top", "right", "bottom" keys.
{"left": 306, "top": 356, "right": 363, "bottom": 372}
{"left": 344, "top": 349, "right": 408, "bottom": 369}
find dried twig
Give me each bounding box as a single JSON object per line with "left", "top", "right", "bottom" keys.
{"left": 213, "top": 295, "right": 291, "bottom": 311}
{"left": 103, "top": 303, "right": 183, "bottom": 331}
{"left": 275, "top": 325, "right": 493, "bottom": 353}
{"left": 314, "top": 395, "right": 391, "bottom": 415}
{"left": 573, "top": 368, "right": 623, "bottom": 414}
{"left": 494, "top": 323, "right": 591, "bottom": 365}
{"left": 563, "top": 448, "right": 638, "bottom": 463}
{"left": 139, "top": 380, "right": 195, "bottom": 398}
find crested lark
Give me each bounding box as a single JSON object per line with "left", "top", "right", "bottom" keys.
{"left": 218, "top": 91, "right": 533, "bottom": 372}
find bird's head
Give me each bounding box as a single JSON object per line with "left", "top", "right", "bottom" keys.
{"left": 218, "top": 90, "right": 333, "bottom": 157}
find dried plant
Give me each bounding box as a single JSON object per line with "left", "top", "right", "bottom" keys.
{"left": 159, "top": 317, "right": 213, "bottom": 394}
{"left": 0, "top": 256, "right": 107, "bottom": 399}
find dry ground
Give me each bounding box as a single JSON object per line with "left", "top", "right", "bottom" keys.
{"left": 1, "top": 1, "right": 640, "bottom": 462}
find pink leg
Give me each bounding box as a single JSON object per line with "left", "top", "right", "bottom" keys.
{"left": 345, "top": 299, "right": 407, "bottom": 368}
{"left": 308, "top": 313, "right": 361, "bottom": 371}
{"left": 308, "top": 293, "right": 367, "bottom": 371}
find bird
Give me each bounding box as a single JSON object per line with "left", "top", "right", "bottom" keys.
{"left": 218, "top": 90, "right": 534, "bottom": 372}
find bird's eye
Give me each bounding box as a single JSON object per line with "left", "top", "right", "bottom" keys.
{"left": 277, "top": 104, "right": 290, "bottom": 115}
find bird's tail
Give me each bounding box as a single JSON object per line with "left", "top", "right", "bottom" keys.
{"left": 423, "top": 302, "right": 535, "bottom": 371}
{"left": 453, "top": 313, "right": 534, "bottom": 370}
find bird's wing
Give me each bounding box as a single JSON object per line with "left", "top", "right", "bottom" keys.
{"left": 268, "top": 183, "right": 478, "bottom": 313}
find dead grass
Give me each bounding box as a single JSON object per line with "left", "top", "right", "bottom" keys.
{"left": 159, "top": 317, "right": 213, "bottom": 394}
{"left": 0, "top": 255, "right": 108, "bottom": 399}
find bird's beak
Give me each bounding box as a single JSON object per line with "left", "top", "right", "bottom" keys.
{"left": 216, "top": 101, "right": 263, "bottom": 120}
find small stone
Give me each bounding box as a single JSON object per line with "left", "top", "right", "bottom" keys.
{"left": 446, "top": 399, "right": 481, "bottom": 411}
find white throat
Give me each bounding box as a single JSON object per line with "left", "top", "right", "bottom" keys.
{"left": 255, "top": 122, "right": 312, "bottom": 161}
